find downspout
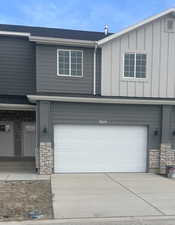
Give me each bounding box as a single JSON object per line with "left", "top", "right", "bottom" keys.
{"left": 93, "top": 43, "right": 98, "bottom": 95}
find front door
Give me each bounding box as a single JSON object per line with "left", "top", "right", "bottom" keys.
{"left": 22, "top": 122, "right": 36, "bottom": 157}
{"left": 0, "top": 122, "right": 14, "bottom": 157}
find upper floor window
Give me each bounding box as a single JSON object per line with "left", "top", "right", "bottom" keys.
{"left": 124, "top": 53, "right": 146, "bottom": 79}
{"left": 57, "top": 49, "right": 83, "bottom": 77}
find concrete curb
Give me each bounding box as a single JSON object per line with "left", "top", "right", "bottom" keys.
{"left": 1, "top": 215, "right": 175, "bottom": 225}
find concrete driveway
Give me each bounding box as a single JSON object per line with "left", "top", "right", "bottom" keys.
{"left": 51, "top": 173, "right": 175, "bottom": 219}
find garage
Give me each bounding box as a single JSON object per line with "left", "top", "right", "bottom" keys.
{"left": 54, "top": 124, "right": 147, "bottom": 173}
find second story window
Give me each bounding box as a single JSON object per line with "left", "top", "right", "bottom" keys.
{"left": 57, "top": 49, "right": 83, "bottom": 77}
{"left": 124, "top": 53, "right": 146, "bottom": 79}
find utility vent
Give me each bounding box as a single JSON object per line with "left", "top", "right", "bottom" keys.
{"left": 165, "top": 18, "right": 175, "bottom": 32}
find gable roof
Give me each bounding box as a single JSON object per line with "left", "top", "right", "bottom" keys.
{"left": 0, "top": 24, "right": 112, "bottom": 41}
{"left": 98, "top": 8, "right": 175, "bottom": 45}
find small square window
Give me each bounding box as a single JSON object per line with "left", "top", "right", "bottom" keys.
{"left": 124, "top": 53, "right": 146, "bottom": 79}
{"left": 57, "top": 50, "right": 83, "bottom": 77}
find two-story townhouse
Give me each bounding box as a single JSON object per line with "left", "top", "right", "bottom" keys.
{"left": 1, "top": 8, "right": 175, "bottom": 174}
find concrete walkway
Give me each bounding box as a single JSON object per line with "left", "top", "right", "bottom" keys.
{"left": 51, "top": 173, "right": 175, "bottom": 219}
{"left": 0, "top": 160, "right": 50, "bottom": 180}
{"left": 0, "top": 170, "right": 50, "bottom": 180}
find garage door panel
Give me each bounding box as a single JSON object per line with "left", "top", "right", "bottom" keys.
{"left": 54, "top": 125, "right": 147, "bottom": 173}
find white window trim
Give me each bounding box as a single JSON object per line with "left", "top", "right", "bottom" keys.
{"left": 122, "top": 52, "right": 147, "bottom": 81}
{"left": 57, "top": 49, "right": 83, "bottom": 77}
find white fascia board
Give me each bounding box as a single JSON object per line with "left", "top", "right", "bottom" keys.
{"left": 0, "top": 31, "right": 30, "bottom": 37}
{"left": 98, "top": 8, "right": 175, "bottom": 45}
{"left": 27, "top": 95, "right": 175, "bottom": 105}
{"left": 0, "top": 103, "right": 35, "bottom": 111}
{"left": 0, "top": 31, "right": 97, "bottom": 47}
{"left": 29, "top": 36, "right": 97, "bottom": 47}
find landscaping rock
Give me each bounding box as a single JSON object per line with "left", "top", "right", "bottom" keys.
{"left": 0, "top": 180, "right": 53, "bottom": 221}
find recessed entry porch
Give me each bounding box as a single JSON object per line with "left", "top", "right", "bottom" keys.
{"left": 0, "top": 110, "right": 36, "bottom": 173}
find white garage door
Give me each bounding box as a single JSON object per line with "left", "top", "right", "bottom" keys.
{"left": 54, "top": 125, "right": 147, "bottom": 173}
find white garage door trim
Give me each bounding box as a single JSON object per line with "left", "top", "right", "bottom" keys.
{"left": 54, "top": 124, "right": 147, "bottom": 173}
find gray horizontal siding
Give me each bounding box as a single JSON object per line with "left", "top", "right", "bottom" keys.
{"left": 51, "top": 102, "right": 161, "bottom": 149}
{"left": 0, "top": 36, "right": 35, "bottom": 95}
{"left": 36, "top": 45, "right": 101, "bottom": 95}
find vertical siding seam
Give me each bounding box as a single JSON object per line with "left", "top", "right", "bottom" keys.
{"left": 135, "top": 30, "right": 137, "bottom": 97}
{"left": 128, "top": 33, "right": 130, "bottom": 49}
{"left": 143, "top": 27, "right": 146, "bottom": 50}
{"left": 118, "top": 38, "right": 121, "bottom": 96}
{"left": 158, "top": 19, "right": 162, "bottom": 98}
{"left": 110, "top": 42, "right": 113, "bottom": 95}
{"left": 173, "top": 40, "right": 175, "bottom": 97}
{"left": 126, "top": 34, "right": 129, "bottom": 96}
{"left": 150, "top": 23, "right": 153, "bottom": 97}
{"left": 143, "top": 27, "right": 146, "bottom": 97}
{"left": 136, "top": 29, "right": 138, "bottom": 50}
{"left": 166, "top": 33, "right": 170, "bottom": 97}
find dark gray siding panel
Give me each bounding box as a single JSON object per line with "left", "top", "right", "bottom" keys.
{"left": 0, "top": 36, "right": 35, "bottom": 95}
{"left": 170, "top": 106, "right": 175, "bottom": 148}
{"left": 36, "top": 45, "right": 101, "bottom": 94}
{"left": 39, "top": 101, "right": 51, "bottom": 142}
{"left": 51, "top": 103, "right": 161, "bottom": 149}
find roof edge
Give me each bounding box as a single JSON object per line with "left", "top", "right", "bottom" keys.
{"left": 0, "top": 30, "right": 30, "bottom": 37}
{"left": 27, "top": 95, "right": 175, "bottom": 105}
{"left": 98, "top": 8, "right": 175, "bottom": 45}
{"left": 0, "top": 30, "right": 98, "bottom": 46}
{"left": 29, "top": 36, "right": 97, "bottom": 47}
{"left": 0, "top": 103, "right": 35, "bottom": 111}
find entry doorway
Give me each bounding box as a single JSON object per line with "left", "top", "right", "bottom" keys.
{"left": 22, "top": 122, "right": 36, "bottom": 157}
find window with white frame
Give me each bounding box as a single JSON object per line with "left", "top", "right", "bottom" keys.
{"left": 57, "top": 49, "right": 83, "bottom": 77}
{"left": 124, "top": 53, "right": 146, "bottom": 78}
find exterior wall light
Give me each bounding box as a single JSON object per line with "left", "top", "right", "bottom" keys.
{"left": 42, "top": 127, "right": 47, "bottom": 134}
{"left": 154, "top": 130, "right": 159, "bottom": 136}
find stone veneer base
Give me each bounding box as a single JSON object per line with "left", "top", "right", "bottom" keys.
{"left": 39, "top": 142, "right": 53, "bottom": 175}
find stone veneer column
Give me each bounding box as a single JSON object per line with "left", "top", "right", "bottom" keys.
{"left": 160, "top": 106, "right": 175, "bottom": 174}
{"left": 160, "top": 143, "right": 175, "bottom": 174}
{"left": 39, "top": 142, "right": 53, "bottom": 175}
{"left": 149, "top": 149, "right": 160, "bottom": 173}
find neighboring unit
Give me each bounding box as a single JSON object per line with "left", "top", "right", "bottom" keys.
{"left": 1, "top": 8, "right": 175, "bottom": 174}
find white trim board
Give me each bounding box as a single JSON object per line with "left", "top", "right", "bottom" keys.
{"left": 0, "top": 31, "right": 97, "bottom": 47}
{"left": 29, "top": 36, "right": 97, "bottom": 47}
{"left": 0, "top": 104, "right": 35, "bottom": 111}
{"left": 27, "top": 95, "right": 175, "bottom": 105}
{"left": 98, "top": 8, "right": 175, "bottom": 45}
{"left": 0, "top": 31, "right": 30, "bottom": 37}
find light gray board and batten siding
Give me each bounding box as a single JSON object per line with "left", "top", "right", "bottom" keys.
{"left": 0, "top": 36, "right": 35, "bottom": 95}
{"left": 36, "top": 45, "right": 101, "bottom": 95}
{"left": 50, "top": 102, "right": 161, "bottom": 149}
{"left": 101, "top": 15, "right": 175, "bottom": 98}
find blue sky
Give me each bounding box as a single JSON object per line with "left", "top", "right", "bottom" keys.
{"left": 1, "top": 0, "right": 175, "bottom": 32}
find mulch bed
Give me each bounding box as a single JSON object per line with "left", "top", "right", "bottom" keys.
{"left": 0, "top": 180, "right": 53, "bottom": 221}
